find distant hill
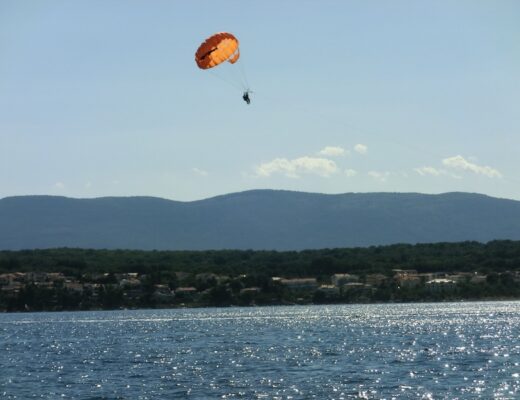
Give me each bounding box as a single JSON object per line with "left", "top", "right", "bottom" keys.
{"left": 1, "top": 190, "right": 520, "bottom": 251}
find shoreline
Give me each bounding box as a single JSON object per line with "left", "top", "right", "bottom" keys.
{"left": 2, "top": 296, "right": 520, "bottom": 314}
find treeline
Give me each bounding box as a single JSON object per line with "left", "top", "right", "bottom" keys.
{"left": 2, "top": 240, "right": 520, "bottom": 311}
{"left": 1, "top": 240, "right": 520, "bottom": 278}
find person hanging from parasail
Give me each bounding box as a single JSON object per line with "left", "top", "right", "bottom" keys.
{"left": 242, "top": 91, "right": 251, "bottom": 105}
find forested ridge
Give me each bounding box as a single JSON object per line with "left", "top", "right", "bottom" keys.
{"left": 3, "top": 191, "right": 520, "bottom": 250}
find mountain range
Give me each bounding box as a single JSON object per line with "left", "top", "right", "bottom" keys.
{"left": 1, "top": 190, "right": 520, "bottom": 251}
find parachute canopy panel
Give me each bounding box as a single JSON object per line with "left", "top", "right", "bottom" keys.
{"left": 195, "top": 32, "right": 240, "bottom": 70}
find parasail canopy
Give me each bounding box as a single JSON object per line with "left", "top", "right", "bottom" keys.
{"left": 195, "top": 32, "right": 240, "bottom": 70}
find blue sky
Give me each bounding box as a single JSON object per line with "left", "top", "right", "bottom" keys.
{"left": 1, "top": 1, "right": 519, "bottom": 201}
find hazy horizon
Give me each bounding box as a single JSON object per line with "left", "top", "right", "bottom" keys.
{"left": 1, "top": 188, "right": 517, "bottom": 203}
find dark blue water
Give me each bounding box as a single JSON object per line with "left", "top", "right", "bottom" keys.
{"left": 1, "top": 302, "right": 519, "bottom": 399}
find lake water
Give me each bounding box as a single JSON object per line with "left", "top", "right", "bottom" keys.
{"left": 1, "top": 302, "right": 519, "bottom": 399}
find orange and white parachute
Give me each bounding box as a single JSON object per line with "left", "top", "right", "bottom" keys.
{"left": 195, "top": 32, "right": 240, "bottom": 70}
{"left": 195, "top": 32, "right": 251, "bottom": 102}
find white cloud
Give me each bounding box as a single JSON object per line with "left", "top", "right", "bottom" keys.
{"left": 192, "top": 167, "right": 208, "bottom": 177}
{"left": 344, "top": 169, "right": 358, "bottom": 177}
{"left": 442, "top": 155, "right": 502, "bottom": 178}
{"left": 414, "top": 166, "right": 447, "bottom": 177}
{"left": 54, "top": 182, "right": 65, "bottom": 189}
{"left": 368, "top": 171, "right": 390, "bottom": 182}
{"left": 256, "top": 156, "right": 338, "bottom": 178}
{"left": 85, "top": 181, "right": 92, "bottom": 189}
{"left": 318, "top": 146, "right": 346, "bottom": 157}
{"left": 354, "top": 144, "right": 368, "bottom": 155}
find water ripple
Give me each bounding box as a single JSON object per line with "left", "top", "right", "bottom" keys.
{"left": 1, "top": 301, "right": 519, "bottom": 399}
